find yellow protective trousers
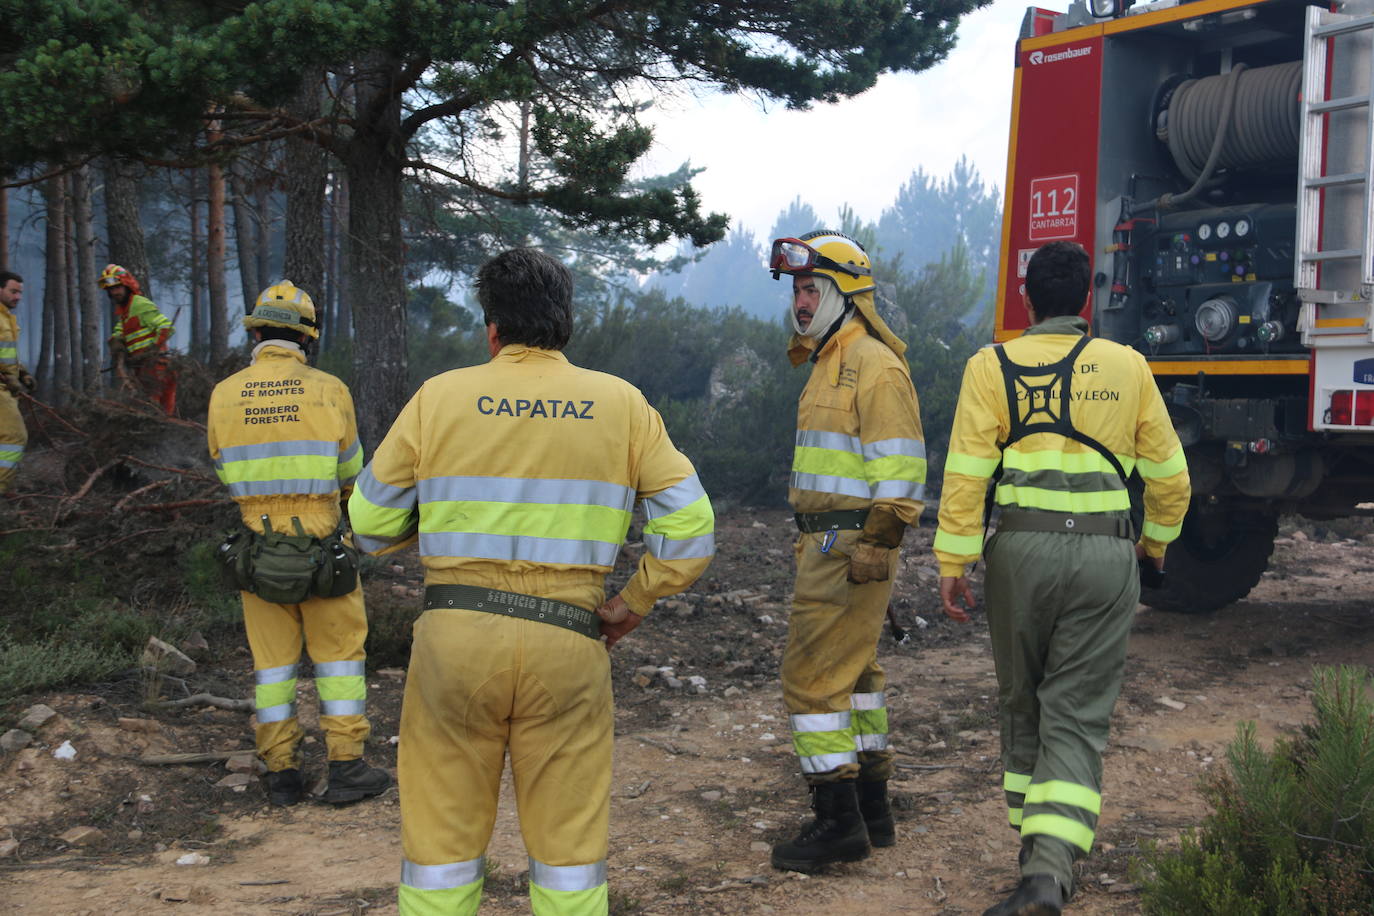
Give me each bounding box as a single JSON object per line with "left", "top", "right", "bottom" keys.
{"left": 397, "top": 607, "right": 612, "bottom": 916}
{"left": 782, "top": 528, "right": 897, "bottom": 785}
{"left": 241, "top": 584, "right": 371, "bottom": 771}
{"left": 0, "top": 389, "right": 25, "bottom": 494}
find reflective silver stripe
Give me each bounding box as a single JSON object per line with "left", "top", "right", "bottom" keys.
{"left": 799, "top": 751, "right": 857, "bottom": 774}
{"left": 796, "top": 429, "right": 863, "bottom": 454}
{"left": 528, "top": 858, "right": 608, "bottom": 892}
{"left": 256, "top": 702, "right": 296, "bottom": 723}
{"left": 256, "top": 664, "right": 299, "bottom": 685}
{"left": 355, "top": 532, "right": 408, "bottom": 553}
{"left": 642, "top": 474, "right": 707, "bottom": 517}
{"left": 861, "top": 437, "right": 927, "bottom": 461}
{"left": 320, "top": 699, "right": 366, "bottom": 716}
{"left": 790, "top": 471, "right": 870, "bottom": 499}
{"left": 357, "top": 466, "right": 418, "bottom": 510}
{"left": 420, "top": 531, "right": 619, "bottom": 567}
{"left": 227, "top": 478, "right": 339, "bottom": 497}
{"left": 419, "top": 475, "right": 634, "bottom": 510}
{"left": 642, "top": 531, "right": 715, "bottom": 560}
{"left": 218, "top": 439, "right": 339, "bottom": 462}
{"left": 850, "top": 692, "right": 886, "bottom": 711}
{"left": 401, "top": 856, "right": 485, "bottom": 891}
{"left": 854, "top": 733, "right": 889, "bottom": 751}
{"left": 314, "top": 660, "right": 365, "bottom": 678}
{"left": 339, "top": 439, "right": 361, "bottom": 463}
{"left": 790, "top": 711, "right": 851, "bottom": 732}
{"left": 873, "top": 479, "right": 926, "bottom": 501}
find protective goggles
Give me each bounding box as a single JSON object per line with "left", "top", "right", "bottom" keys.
{"left": 768, "top": 238, "right": 871, "bottom": 279}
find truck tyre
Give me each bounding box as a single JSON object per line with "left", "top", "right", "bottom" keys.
{"left": 1140, "top": 506, "right": 1278, "bottom": 614}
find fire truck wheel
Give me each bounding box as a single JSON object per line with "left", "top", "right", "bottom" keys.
{"left": 1141, "top": 506, "right": 1279, "bottom": 614}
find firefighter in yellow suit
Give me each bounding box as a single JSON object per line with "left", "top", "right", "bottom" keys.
{"left": 935, "top": 242, "right": 1190, "bottom": 916}
{"left": 208, "top": 281, "right": 390, "bottom": 807}
{"left": 349, "top": 248, "right": 715, "bottom": 916}
{"left": 765, "top": 232, "right": 925, "bottom": 872}
{"left": 0, "top": 271, "right": 34, "bottom": 493}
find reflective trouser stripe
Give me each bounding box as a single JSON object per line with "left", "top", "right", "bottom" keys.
{"left": 529, "top": 858, "right": 608, "bottom": 916}
{"left": 255, "top": 664, "right": 298, "bottom": 723}
{"left": 399, "top": 857, "right": 484, "bottom": 916}
{"left": 315, "top": 659, "right": 367, "bottom": 717}
{"left": 791, "top": 711, "right": 858, "bottom": 774}
{"left": 850, "top": 691, "right": 888, "bottom": 752}
{"left": 1005, "top": 770, "right": 1031, "bottom": 829}
{"left": 1021, "top": 813, "right": 1096, "bottom": 852}
{"left": 0, "top": 443, "right": 22, "bottom": 468}
{"left": 1025, "top": 779, "right": 1102, "bottom": 816}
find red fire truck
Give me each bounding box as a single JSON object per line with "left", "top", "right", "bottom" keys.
{"left": 997, "top": 0, "right": 1374, "bottom": 611}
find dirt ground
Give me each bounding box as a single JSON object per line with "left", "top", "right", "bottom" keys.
{"left": 3, "top": 508, "right": 1372, "bottom": 915}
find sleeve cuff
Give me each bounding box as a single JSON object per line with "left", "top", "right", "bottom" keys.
{"left": 939, "top": 561, "right": 969, "bottom": 578}
{"left": 1138, "top": 538, "right": 1168, "bottom": 559}
{"left": 618, "top": 580, "right": 655, "bottom": 617}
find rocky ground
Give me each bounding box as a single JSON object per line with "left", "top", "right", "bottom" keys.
{"left": 2, "top": 508, "right": 1372, "bottom": 915}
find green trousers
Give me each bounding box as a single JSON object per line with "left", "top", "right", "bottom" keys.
{"left": 983, "top": 528, "right": 1138, "bottom": 887}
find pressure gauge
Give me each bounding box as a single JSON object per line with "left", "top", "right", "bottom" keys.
{"left": 1234, "top": 218, "right": 1251, "bottom": 238}
{"left": 1216, "top": 221, "right": 1232, "bottom": 239}
{"left": 1197, "top": 223, "right": 1212, "bottom": 241}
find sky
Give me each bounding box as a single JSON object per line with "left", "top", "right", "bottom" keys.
{"left": 638, "top": 0, "right": 1034, "bottom": 241}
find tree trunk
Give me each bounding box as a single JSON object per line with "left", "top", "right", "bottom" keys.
{"left": 0, "top": 187, "right": 8, "bottom": 270}
{"left": 103, "top": 157, "right": 152, "bottom": 298}
{"left": 254, "top": 177, "right": 272, "bottom": 286}
{"left": 42, "top": 175, "right": 69, "bottom": 401}
{"left": 190, "top": 171, "right": 203, "bottom": 362}
{"left": 71, "top": 165, "right": 101, "bottom": 390}
{"left": 335, "top": 170, "right": 352, "bottom": 345}
{"left": 64, "top": 174, "right": 83, "bottom": 393}
{"left": 230, "top": 158, "right": 261, "bottom": 315}
{"left": 345, "top": 51, "right": 408, "bottom": 449}
{"left": 207, "top": 133, "right": 229, "bottom": 364}
{"left": 284, "top": 69, "right": 328, "bottom": 305}
{"left": 322, "top": 170, "right": 338, "bottom": 352}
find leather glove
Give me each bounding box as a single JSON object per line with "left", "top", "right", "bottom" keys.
{"left": 18, "top": 371, "right": 35, "bottom": 392}
{"left": 848, "top": 541, "right": 892, "bottom": 584}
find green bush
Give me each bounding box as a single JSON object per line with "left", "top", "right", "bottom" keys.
{"left": 1134, "top": 665, "right": 1374, "bottom": 914}
{"left": 0, "top": 635, "right": 134, "bottom": 701}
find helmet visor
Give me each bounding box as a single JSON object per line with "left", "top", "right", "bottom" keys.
{"left": 769, "top": 238, "right": 819, "bottom": 273}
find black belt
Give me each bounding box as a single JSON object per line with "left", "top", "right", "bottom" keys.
{"left": 997, "top": 510, "right": 1134, "bottom": 539}
{"left": 423, "top": 585, "right": 601, "bottom": 640}
{"left": 794, "top": 509, "right": 869, "bottom": 534}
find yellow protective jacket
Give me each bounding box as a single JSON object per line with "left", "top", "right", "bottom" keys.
{"left": 348, "top": 345, "right": 715, "bottom": 616}
{"left": 934, "top": 316, "right": 1191, "bottom": 576}
{"left": 790, "top": 317, "right": 926, "bottom": 525}
{"left": 0, "top": 302, "right": 25, "bottom": 383}
{"left": 113, "top": 294, "right": 174, "bottom": 356}
{"left": 207, "top": 342, "right": 363, "bottom": 538}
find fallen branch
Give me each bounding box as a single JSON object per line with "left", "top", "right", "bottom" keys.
{"left": 121, "top": 453, "right": 216, "bottom": 481}
{"left": 60, "top": 459, "right": 121, "bottom": 511}
{"left": 693, "top": 878, "right": 768, "bottom": 893}
{"left": 114, "top": 478, "right": 174, "bottom": 511}
{"left": 125, "top": 498, "right": 231, "bottom": 514}
{"left": 18, "top": 391, "right": 88, "bottom": 437}
{"left": 138, "top": 751, "right": 243, "bottom": 765}
{"left": 239, "top": 880, "right": 291, "bottom": 887}
{"left": 91, "top": 527, "right": 167, "bottom": 555}
{"left": 158, "top": 693, "right": 253, "bottom": 712}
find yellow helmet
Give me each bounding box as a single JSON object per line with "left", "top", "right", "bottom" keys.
{"left": 769, "top": 231, "right": 875, "bottom": 298}
{"left": 99, "top": 263, "right": 140, "bottom": 294}
{"left": 244, "top": 280, "right": 319, "bottom": 339}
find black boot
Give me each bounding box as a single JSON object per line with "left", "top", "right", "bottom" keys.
{"left": 323, "top": 758, "right": 391, "bottom": 804}
{"left": 981, "top": 874, "right": 1068, "bottom": 916}
{"left": 770, "top": 781, "right": 871, "bottom": 873}
{"left": 858, "top": 780, "right": 895, "bottom": 847}
{"left": 265, "top": 768, "right": 303, "bottom": 807}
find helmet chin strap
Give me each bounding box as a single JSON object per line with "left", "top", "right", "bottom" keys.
{"left": 793, "top": 278, "right": 852, "bottom": 338}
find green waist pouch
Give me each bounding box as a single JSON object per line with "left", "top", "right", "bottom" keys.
{"left": 217, "top": 515, "right": 359, "bottom": 604}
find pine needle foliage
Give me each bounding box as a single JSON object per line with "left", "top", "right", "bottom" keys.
{"left": 1135, "top": 665, "right": 1374, "bottom": 914}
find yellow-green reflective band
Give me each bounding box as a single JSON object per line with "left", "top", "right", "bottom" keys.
{"left": 934, "top": 528, "right": 985, "bottom": 556}
{"left": 1008, "top": 807, "right": 1024, "bottom": 827}
{"left": 1003, "top": 771, "right": 1032, "bottom": 794}
{"left": 864, "top": 454, "right": 927, "bottom": 484}
{"left": 528, "top": 882, "right": 607, "bottom": 916}
{"left": 398, "top": 880, "right": 483, "bottom": 916}
{"left": 793, "top": 445, "right": 865, "bottom": 480}
{"left": 1142, "top": 519, "right": 1183, "bottom": 542}
{"left": 339, "top": 449, "right": 364, "bottom": 482}
{"left": 350, "top": 489, "right": 417, "bottom": 538}
{"left": 0, "top": 346, "right": 16, "bottom": 358}
{"left": 1025, "top": 780, "right": 1102, "bottom": 815}
{"left": 256, "top": 679, "right": 297, "bottom": 710}
{"left": 643, "top": 493, "right": 714, "bottom": 539}
{"left": 793, "top": 730, "right": 857, "bottom": 757}
{"left": 422, "top": 500, "right": 631, "bottom": 545}
{"left": 315, "top": 675, "right": 366, "bottom": 702}
{"left": 851, "top": 708, "right": 888, "bottom": 735}
{"left": 218, "top": 454, "right": 339, "bottom": 484}
{"left": 1003, "top": 448, "right": 1135, "bottom": 477}
{"left": 1021, "top": 813, "right": 1096, "bottom": 852}
{"left": 994, "top": 484, "right": 1131, "bottom": 513}
{"left": 1137, "top": 449, "right": 1187, "bottom": 479}
{"left": 946, "top": 451, "right": 1001, "bottom": 477}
